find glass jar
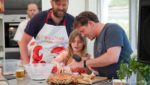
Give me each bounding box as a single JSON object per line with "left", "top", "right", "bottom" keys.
{"left": 15, "top": 64, "right": 25, "bottom": 80}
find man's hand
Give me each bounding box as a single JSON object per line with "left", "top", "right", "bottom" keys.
{"left": 67, "top": 59, "right": 84, "bottom": 69}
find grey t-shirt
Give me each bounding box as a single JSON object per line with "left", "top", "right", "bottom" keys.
{"left": 94, "top": 23, "right": 133, "bottom": 79}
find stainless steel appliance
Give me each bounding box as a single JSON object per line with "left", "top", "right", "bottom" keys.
{"left": 3, "top": 15, "right": 27, "bottom": 59}
{"left": 5, "top": 22, "right": 19, "bottom": 48}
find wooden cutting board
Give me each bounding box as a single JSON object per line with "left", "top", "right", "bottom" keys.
{"left": 77, "top": 76, "right": 108, "bottom": 84}
{"left": 47, "top": 74, "right": 108, "bottom": 85}
{"left": 92, "top": 76, "right": 108, "bottom": 83}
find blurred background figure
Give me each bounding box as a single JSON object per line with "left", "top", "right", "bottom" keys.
{"left": 13, "top": 3, "right": 39, "bottom": 57}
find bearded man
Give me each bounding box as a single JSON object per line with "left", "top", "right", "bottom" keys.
{"left": 20, "top": 0, "right": 74, "bottom": 64}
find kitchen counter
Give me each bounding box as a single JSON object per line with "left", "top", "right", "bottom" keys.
{"left": 7, "top": 76, "right": 112, "bottom": 85}
{"left": 5, "top": 62, "right": 113, "bottom": 85}
{"left": 8, "top": 77, "right": 47, "bottom": 85}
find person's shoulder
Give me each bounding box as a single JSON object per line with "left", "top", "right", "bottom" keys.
{"left": 37, "top": 10, "right": 49, "bottom": 17}
{"left": 105, "top": 23, "right": 125, "bottom": 37}
{"left": 107, "top": 23, "right": 122, "bottom": 29}
{"left": 65, "top": 13, "right": 74, "bottom": 21}
{"left": 106, "top": 23, "right": 123, "bottom": 31}
{"left": 66, "top": 13, "right": 74, "bottom": 18}
{"left": 31, "top": 10, "right": 49, "bottom": 21}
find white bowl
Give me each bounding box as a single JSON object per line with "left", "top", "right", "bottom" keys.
{"left": 24, "top": 63, "right": 53, "bottom": 80}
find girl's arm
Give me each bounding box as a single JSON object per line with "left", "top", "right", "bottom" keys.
{"left": 51, "top": 50, "right": 68, "bottom": 73}
{"left": 53, "top": 50, "right": 68, "bottom": 63}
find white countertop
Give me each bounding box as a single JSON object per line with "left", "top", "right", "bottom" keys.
{"left": 8, "top": 77, "right": 47, "bottom": 85}
{"left": 7, "top": 76, "right": 112, "bottom": 85}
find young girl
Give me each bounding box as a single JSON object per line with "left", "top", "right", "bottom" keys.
{"left": 53, "top": 29, "right": 90, "bottom": 66}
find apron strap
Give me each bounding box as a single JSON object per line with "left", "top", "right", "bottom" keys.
{"left": 63, "top": 19, "right": 66, "bottom": 25}
{"left": 45, "top": 10, "right": 67, "bottom": 26}
{"left": 45, "top": 10, "right": 52, "bottom": 23}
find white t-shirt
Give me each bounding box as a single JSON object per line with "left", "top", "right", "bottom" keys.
{"left": 14, "top": 19, "right": 30, "bottom": 41}
{"left": 13, "top": 19, "right": 35, "bottom": 55}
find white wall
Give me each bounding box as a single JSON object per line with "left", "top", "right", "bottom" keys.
{"left": 87, "top": 0, "right": 98, "bottom": 13}
{"left": 67, "top": 0, "right": 85, "bottom": 16}
{"left": 42, "top": 0, "right": 51, "bottom": 11}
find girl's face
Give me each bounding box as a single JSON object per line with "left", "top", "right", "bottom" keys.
{"left": 71, "top": 36, "right": 84, "bottom": 53}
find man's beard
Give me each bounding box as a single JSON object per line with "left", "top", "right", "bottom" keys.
{"left": 53, "top": 9, "right": 66, "bottom": 18}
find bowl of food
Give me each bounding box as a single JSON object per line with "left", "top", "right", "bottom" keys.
{"left": 24, "top": 63, "right": 53, "bottom": 80}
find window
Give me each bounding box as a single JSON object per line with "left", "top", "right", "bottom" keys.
{"left": 99, "top": 0, "right": 129, "bottom": 38}
{"left": 86, "top": 0, "right": 135, "bottom": 56}
{"left": 108, "top": 0, "right": 130, "bottom": 37}
{"left": 98, "top": 0, "right": 138, "bottom": 52}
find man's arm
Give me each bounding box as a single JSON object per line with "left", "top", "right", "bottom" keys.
{"left": 67, "top": 46, "right": 121, "bottom": 68}
{"left": 87, "top": 46, "right": 121, "bottom": 67}
{"left": 20, "top": 32, "right": 32, "bottom": 64}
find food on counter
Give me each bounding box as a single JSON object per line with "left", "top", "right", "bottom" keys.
{"left": 51, "top": 65, "right": 72, "bottom": 74}
{"left": 81, "top": 73, "right": 95, "bottom": 79}
{"left": 47, "top": 74, "right": 74, "bottom": 84}
{"left": 51, "top": 60, "right": 64, "bottom": 74}
{"left": 63, "top": 66, "right": 72, "bottom": 74}
{"left": 77, "top": 73, "right": 108, "bottom": 84}
{"left": 51, "top": 66, "right": 58, "bottom": 73}
{"left": 72, "top": 67, "right": 89, "bottom": 74}
{"left": 51, "top": 60, "right": 73, "bottom": 74}
{"left": 77, "top": 73, "right": 94, "bottom": 84}
{"left": 47, "top": 72, "right": 107, "bottom": 84}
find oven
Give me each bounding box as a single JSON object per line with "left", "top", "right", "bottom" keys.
{"left": 3, "top": 15, "right": 27, "bottom": 59}
{"left": 5, "top": 22, "right": 19, "bottom": 48}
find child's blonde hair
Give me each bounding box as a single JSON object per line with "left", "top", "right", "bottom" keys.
{"left": 65, "top": 29, "right": 87, "bottom": 64}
